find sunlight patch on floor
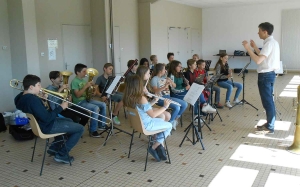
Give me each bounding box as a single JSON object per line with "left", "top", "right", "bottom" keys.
{"left": 230, "top": 144, "right": 300, "bottom": 169}
{"left": 208, "top": 166, "right": 258, "bottom": 187}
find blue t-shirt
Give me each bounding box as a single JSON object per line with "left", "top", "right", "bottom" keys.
{"left": 136, "top": 102, "right": 153, "bottom": 128}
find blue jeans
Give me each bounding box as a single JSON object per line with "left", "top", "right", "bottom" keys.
{"left": 156, "top": 95, "right": 188, "bottom": 122}
{"left": 78, "top": 100, "right": 106, "bottom": 133}
{"left": 217, "top": 80, "right": 243, "bottom": 102}
{"left": 47, "top": 118, "right": 84, "bottom": 156}
{"left": 258, "top": 71, "right": 276, "bottom": 130}
{"left": 171, "top": 90, "right": 206, "bottom": 115}
{"left": 145, "top": 118, "right": 172, "bottom": 144}
{"left": 111, "top": 92, "right": 123, "bottom": 102}
{"left": 206, "top": 86, "right": 221, "bottom": 104}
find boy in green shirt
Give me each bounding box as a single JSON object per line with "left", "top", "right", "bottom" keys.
{"left": 71, "top": 63, "right": 107, "bottom": 138}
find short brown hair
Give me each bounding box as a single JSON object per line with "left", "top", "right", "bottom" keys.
{"left": 196, "top": 59, "right": 205, "bottom": 66}
{"left": 127, "top": 60, "right": 138, "bottom": 68}
{"left": 150, "top": 55, "right": 156, "bottom": 61}
{"left": 193, "top": 54, "right": 200, "bottom": 59}
{"left": 187, "top": 59, "right": 196, "bottom": 68}
{"left": 103, "top": 63, "right": 113, "bottom": 71}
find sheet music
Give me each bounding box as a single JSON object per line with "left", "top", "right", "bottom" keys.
{"left": 183, "top": 83, "right": 205, "bottom": 105}
{"left": 106, "top": 75, "right": 122, "bottom": 95}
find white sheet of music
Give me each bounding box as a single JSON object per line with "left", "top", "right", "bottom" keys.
{"left": 183, "top": 83, "right": 205, "bottom": 105}
{"left": 106, "top": 75, "right": 122, "bottom": 95}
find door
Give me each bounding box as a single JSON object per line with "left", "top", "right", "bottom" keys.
{"left": 191, "top": 29, "right": 201, "bottom": 58}
{"left": 168, "top": 27, "right": 179, "bottom": 61}
{"left": 62, "top": 25, "right": 93, "bottom": 81}
{"left": 179, "top": 28, "right": 190, "bottom": 64}
{"left": 113, "top": 26, "right": 122, "bottom": 76}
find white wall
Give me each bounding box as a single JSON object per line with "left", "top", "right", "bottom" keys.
{"left": 113, "top": 0, "right": 139, "bottom": 72}
{"left": 0, "top": 0, "right": 14, "bottom": 112}
{"left": 150, "top": 1, "right": 202, "bottom": 64}
{"left": 35, "top": 0, "right": 91, "bottom": 87}
{"left": 202, "top": 1, "right": 300, "bottom": 70}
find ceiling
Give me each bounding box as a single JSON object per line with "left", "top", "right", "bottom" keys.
{"left": 167, "top": 0, "right": 299, "bottom": 8}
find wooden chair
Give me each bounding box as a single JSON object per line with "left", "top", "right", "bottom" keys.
{"left": 26, "top": 113, "right": 71, "bottom": 176}
{"left": 125, "top": 107, "right": 171, "bottom": 171}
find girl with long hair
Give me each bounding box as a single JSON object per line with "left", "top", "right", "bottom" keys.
{"left": 123, "top": 75, "right": 172, "bottom": 162}
{"left": 214, "top": 53, "right": 243, "bottom": 108}
{"left": 136, "top": 66, "right": 171, "bottom": 122}
{"left": 168, "top": 60, "right": 216, "bottom": 117}
{"left": 150, "top": 63, "right": 188, "bottom": 130}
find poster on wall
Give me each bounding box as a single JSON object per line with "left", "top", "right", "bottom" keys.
{"left": 48, "top": 47, "right": 56, "bottom": 61}
{"left": 48, "top": 39, "right": 57, "bottom": 61}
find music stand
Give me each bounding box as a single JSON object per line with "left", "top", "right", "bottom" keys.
{"left": 179, "top": 83, "right": 205, "bottom": 149}
{"left": 230, "top": 61, "right": 258, "bottom": 110}
{"left": 205, "top": 74, "right": 223, "bottom": 123}
{"left": 100, "top": 76, "right": 132, "bottom": 146}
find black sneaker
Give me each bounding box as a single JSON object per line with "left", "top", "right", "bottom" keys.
{"left": 98, "top": 125, "right": 109, "bottom": 131}
{"left": 156, "top": 144, "right": 167, "bottom": 161}
{"left": 256, "top": 125, "right": 274, "bottom": 134}
{"left": 53, "top": 154, "right": 74, "bottom": 164}
{"left": 148, "top": 147, "right": 161, "bottom": 162}
{"left": 47, "top": 148, "right": 57, "bottom": 156}
{"left": 90, "top": 131, "right": 101, "bottom": 138}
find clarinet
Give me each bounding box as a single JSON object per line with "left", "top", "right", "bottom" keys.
{"left": 225, "top": 63, "right": 234, "bottom": 87}
{"left": 144, "top": 78, "right": 181, "bottom": 106}
{"left": 180, "top": 70, "right": 190, "bottom": 87}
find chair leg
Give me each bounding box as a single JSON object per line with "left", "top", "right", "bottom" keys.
{"left": 128, "top": 129, "right": 134, "bottom": 158}
{"left": 144, "top": 136, "right": 151, "bottom": 171}
{"left": 163, "top": 133, "right": 171, "bottom": 164}
{"left": 124, "top": 107, "right": 127, "bottom": 119}
{"left": 139, "top": 133, "right": 141, "bottom": 138}
{"left": 62, "top": 135, "right": 72, "bottom": 166}
{"left": 31, "top": 136, "right": 37, "bottom": 162}
{"left": 40, "top": 138, "right": 49, "bottom": 176}
{"left": 180, "top": 115, "right": 183, "bottom": 127}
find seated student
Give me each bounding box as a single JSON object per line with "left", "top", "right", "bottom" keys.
{"left": 166, "top": 52, "right": 174, "bottom": 71}
{"left": 140, "top": 58, "right": 150, "bottom": 68}
{"left": 192, "top": 54, "right": 200, "bottom": 61}
{"left": 71, "top": 63, "right": 107, "bottom": 138}
{"left": 15, "top": 74, "right": 84, "bottom": 164}
{"left": 149, "top": 55, "right": 158, "bottom": 70}
{"left": 125, "top": 60, "right": 138, "bottom": 81}
{"left": 214, "top": 53, "right": 243, "bottom": 108}
{"left": 46, "top": 71, "right": 90, "bottom": 126}
{"left": 196, "top": 60, "right": 223, "bottom": 109}
{"left": 95, "top": 63, "right": 123, "bottom": 125}
{"left": 168, "top": 60, "right": 215, "bottom": 116}
{"left": 136, "top": 66, "right": 171, "bottom": 123}
{"left": 151, "top": 63, "right": 188, "bottom": 130}
{"left": 123, "top": 75, "right": 172, "bottom": 162}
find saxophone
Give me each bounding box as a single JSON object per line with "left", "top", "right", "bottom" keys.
{"left": 86, "top": 68, "right": 99, "bottom": 102}
{"left": 288, "top": 85, "right": 300, "bottom": 154}
{"left": 60, "top": 71, "right": 73, "bottom": 97}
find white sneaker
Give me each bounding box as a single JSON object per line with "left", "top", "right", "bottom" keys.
{"left": 112, "top": 116, "right": 121, "bottom": 125}
{"left": 172, "top": 120, "right": 178, "bottom": 130}
{"left": 233, "top": 98, "right": 243, "bottom": 105}
{"left": 194, "top": 117, "right": 204, "bottom": 124}
{"left": 225, "top": 101, "right": 232, "bottom": 108}
{"left": 202, "top": 104, "right": 216, "bottom": 113}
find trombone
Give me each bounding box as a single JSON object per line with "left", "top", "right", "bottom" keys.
{"left": 10, "top": 79, "right": 111, "bottom": 125}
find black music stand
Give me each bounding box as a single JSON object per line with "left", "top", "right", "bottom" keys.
{"left": 230, "top": 61, "right": 258, "bottom": 110}
{"left": 204, "top": 74, "right": 223, "bottom": 123}
{"left": 179, "top": 83, "right": 205, "bottom": 149}
{"left": 101, "top": 76, "right": 132, "bottom": 146}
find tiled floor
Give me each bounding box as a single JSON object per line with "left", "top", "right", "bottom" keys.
{"left": 1, "top": 72, "right": 299, "bottom": 187}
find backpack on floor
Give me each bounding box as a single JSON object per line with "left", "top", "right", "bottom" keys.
{"left": 0, "top": 113, "right": 7, "bottom": 132}
{"left": 9, "top": 125, "right": 34, "bottom": 141}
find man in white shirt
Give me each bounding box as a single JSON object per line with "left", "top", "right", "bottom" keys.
{"left": 242, "top": 22, "right": 280, "bottom": 134}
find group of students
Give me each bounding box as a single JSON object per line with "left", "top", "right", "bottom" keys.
{"left": 13, "top": 51, "right": 243, "bottom": 163}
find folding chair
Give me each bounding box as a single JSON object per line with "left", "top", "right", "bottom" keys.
{"left": 27, "top": 113, "right": 71, "bottom": 176}
{"left": 125, "top": 107, "right": 171, "bottom": 171}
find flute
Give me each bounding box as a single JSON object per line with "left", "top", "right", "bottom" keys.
{"left": 145, "top": 92, "right": 181, "bottom": 106}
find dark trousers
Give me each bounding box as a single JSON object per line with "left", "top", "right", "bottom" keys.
{"left": 60, "top": 105, "right": 90, "bottom": 126}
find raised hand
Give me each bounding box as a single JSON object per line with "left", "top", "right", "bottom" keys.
{"left": 242, "top": 40, "right": 251, "bottom": 50}
{"left": 250, "top": 40, "right": 257, "bottom": 48}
